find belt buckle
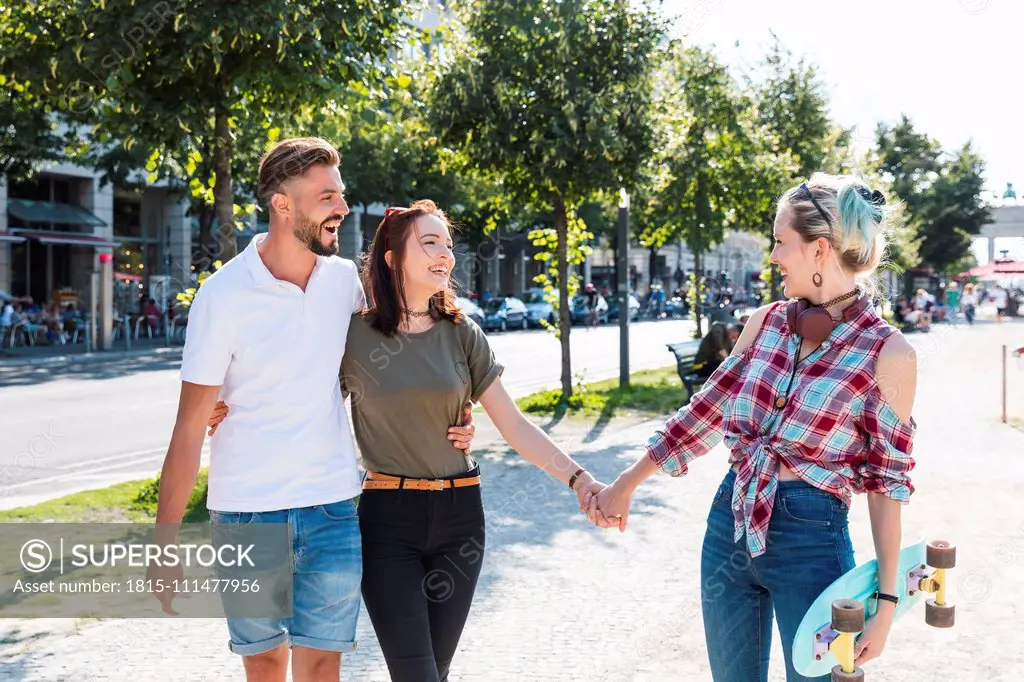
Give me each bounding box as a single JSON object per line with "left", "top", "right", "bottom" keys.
{"left": 430, "top": 479, "right": 447, "bottom": 492}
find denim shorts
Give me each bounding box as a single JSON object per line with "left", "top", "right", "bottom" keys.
{"left": 209, "top": 497, "right": 362, "bottom": 656}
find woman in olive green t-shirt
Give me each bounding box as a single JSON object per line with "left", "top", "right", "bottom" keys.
{"left": 346, "top": 200, "right": 615, "bottom": 682}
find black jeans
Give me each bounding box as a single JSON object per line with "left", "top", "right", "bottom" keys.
{"left": 358, "top": 467, "right": 486, "bottom": 682}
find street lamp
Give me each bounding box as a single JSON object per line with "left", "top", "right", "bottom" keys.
{"left": 618, "top": 188, "right": 630, "bottom": 389}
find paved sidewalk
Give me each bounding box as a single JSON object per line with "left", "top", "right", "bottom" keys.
{"left": 0, "top": 339, "right": 182, "bottom": 369}
{"left": 0, "top": 319, "right": 1022, "bottom": 681}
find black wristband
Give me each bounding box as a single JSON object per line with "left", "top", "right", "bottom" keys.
{"left": 875, "top": 591, "right": 899, "bottom": 606}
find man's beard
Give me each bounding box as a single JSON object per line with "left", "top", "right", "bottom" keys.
{"left": 295, "top": 212, "right": 339, "bottom": 257}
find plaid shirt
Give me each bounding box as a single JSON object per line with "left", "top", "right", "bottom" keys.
{"left": 646, "top": 301, "right": 916, "bottom": 557}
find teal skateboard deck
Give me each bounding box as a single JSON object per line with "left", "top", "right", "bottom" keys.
{"left": 792, "top": 538, "right": 955, "bottom": 678}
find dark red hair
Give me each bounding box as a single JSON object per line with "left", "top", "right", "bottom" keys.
{"left": 360, "top": 199, "right": 463, "bottom": 336}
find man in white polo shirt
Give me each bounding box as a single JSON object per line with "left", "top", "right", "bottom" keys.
{"left": 149, "top": 137, "right": 474, "bottom": 682}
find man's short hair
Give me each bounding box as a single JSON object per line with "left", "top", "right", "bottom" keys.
{"left": 257, "top": 137, "right": 340, "bottom": 208}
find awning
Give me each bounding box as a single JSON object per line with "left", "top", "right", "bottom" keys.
{"left": 0, "top": 231, "right": 25, "bottom": 243}
{"left": 959, "top": 260, "right": 1024, "bottom": 279}
{"left": 7, "top": 198, "right": 107, "bottom": 228}
{"left": 9, "top": 229, "right": 120, "bottom": 248}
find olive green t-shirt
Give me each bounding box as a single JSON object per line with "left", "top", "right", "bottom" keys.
{"left": 341, "top": 314, "right": 504, "bottom": 479}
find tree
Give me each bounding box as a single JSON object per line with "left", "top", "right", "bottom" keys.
{"left": 0, "top": 84, "right": 66, "bottom": 182}
{"left": 68, "top": 117, "right": 275, "bottom": 273}
{"left": 874, "top": 116, "right": 942, "bottom": 219}
{"left": 642, "top": 46, "right": 793, "bottom": 335}
{"left": 749, "top": 33, "right": 832, "bottom": 180}
{"left": 874, "top": 118, "right": 989, "bottom": 276}
{"left": 2, "top": 0, "right": 409, "bottom": 260}
{"left": 430, "top": 0, "right": 667, "bottom": 398}
{"left": 916, "top": 142, "right": 990, "bottom": 274}
{"left": 746, "top": 34, "right": 832, "bottom": 301}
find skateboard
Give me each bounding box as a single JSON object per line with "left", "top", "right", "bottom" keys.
{"left": 792, "top": 539, "right": 956, "bottom": 681}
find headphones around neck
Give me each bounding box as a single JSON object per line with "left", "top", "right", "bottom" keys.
{"left": 786, "top": 295, "right": 869, "bottom": 345}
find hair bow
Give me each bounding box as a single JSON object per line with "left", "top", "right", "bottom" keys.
{"left": 856, "top": 187, "right": 886, "bottom": 207}
{"left": 384, "top": 206, "right": 409, "bottom": 220}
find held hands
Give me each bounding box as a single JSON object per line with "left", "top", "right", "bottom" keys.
{"left": 572, "top": 472, "right": 629, "bottom": 532}
{"left": 587, "top": 477, "right": 633, "bottom": 532}
{"left": 208, "top": 399, "right": 477, "bottom": 456}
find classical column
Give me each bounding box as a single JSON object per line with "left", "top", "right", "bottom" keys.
{"left": 79, "top": 177, "right": 114, "bottom": 349}
{"left": 163, "top": 191, "right": 192, "bottom": 298}
{"left": 341, "top": 208, "right": 363, "bottom": 262}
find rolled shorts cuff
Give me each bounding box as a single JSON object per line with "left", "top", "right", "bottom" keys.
{"left": 289, "top": 634, "right": 358, "bottom": 654}
{"left": 228, "top": 631, "right": 288, "bottom": 657}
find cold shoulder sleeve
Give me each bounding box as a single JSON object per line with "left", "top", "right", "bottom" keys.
{"left": 851, "top": 384, "right": 916, "bottom": 501}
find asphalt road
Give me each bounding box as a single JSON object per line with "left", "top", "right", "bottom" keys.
{"left": 0, "top": 318, "right": 697, "bottom": 510}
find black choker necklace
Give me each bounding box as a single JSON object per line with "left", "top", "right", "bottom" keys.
{"left": 401, "top": 309, "right": 433, "bottom": 318}
{"left": 817, "top": 288, "right": 860, "bottom": 311}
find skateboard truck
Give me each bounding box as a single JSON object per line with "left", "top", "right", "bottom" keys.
{"left": 826, "top": 599, "right": 865, "bottom": 681}
{"left": 812, "top": 624, "right": 840, "bottom": 662}
{"left": 919, "top": 540, "right": 956, "bottom": 628}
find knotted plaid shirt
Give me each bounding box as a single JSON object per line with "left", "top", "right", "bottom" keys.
{"left": 646, "top": 301, "right": 916, "bottom": 558}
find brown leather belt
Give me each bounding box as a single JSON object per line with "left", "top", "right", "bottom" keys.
{"left": 362, "top": 471, "right": 481, "bottom": 492}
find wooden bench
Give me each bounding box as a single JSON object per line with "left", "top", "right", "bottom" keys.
{"left": 666, "top": 340, "right": 706, "bottom": 403}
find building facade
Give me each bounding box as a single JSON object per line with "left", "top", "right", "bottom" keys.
{"left": 0, "top": 164, "right": 190, "bottom": 349}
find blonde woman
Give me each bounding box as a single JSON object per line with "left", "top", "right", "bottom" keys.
{"left": 591, "top": 174, "right": 918, "bottom": 682}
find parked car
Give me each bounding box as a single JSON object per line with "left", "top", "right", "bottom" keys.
{"left": 607, "top": 293, "right": 641, "bottom": 322}
{"left": 571, "top": 294, "right": 608, "bottom": 325}
{"left": 482, "top": 296, "right": 529, "bottom": 332}
{"left": 456, "top": 297, "right": 485, "bottom": 327}
{"left": 521, "top": 288, "right": 555, "bottom": 327}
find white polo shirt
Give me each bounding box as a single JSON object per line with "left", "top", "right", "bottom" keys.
{"left": 180, "top": 233, "right": 363, "bottom": 512}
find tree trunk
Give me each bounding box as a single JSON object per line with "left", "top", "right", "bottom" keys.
{"left": 648, "top": 244, "right": 659, "bottom": 290}
{"left": 213, "top": 101, "right": 236, "bottom": 262}
{"left": 197, "top": 206, "right": 216, "bottom": 271}
{"left": 554, "top": 194, "right": 572, "bottom": 399}
{"left": 693, "top": 249, "right": 704, "bottom": 338}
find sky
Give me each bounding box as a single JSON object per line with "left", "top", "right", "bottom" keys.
{"left": 662, "top": 0, "right": 1023, "bottom": 264}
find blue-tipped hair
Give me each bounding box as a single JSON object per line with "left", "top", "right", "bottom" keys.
{"left": 781, "top": 172, "right": 893, "bottom": 291}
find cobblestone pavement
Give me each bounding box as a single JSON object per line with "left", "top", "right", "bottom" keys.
{"left": 0, "top": 317, "right": 1021, "bottom": 681}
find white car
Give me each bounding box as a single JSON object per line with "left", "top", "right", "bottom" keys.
{"left": 456, "top": 297, "right": 485, "bottom": 327}
{"left": 521, "top": 288, "right": 555, "bottom": 327}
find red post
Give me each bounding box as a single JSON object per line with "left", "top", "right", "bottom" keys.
{"left": 1003, "top": 345, "right": 1008, "bottom": 424}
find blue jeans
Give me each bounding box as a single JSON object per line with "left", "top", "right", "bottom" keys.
{"left": 700, "top": 468, "right": 855, "bottom": 682}
{"left": 210, "top": 498, "right": 363, "bottom": 656}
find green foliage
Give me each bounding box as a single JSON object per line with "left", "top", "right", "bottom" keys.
{"left": 175, "top": 260, "right": 221, "bottom": 308}
{"left": 874, "top": 117, "right": 990, "bottom": 273}
{"left": 431, "top": 0, "right": 668, "bottom": 208}
{"left": 1, "top": 0, "right": 409, "bottom": 260}
{"left": 637, "top": 45, "right": 795, "bottom": 332}
{"left": 295, "top": 47, "right": 512, "bottom": 260}
{"left": 918, "top": 142, "right": 990, "bottom": 274}
{"left": 515, "top": 365, "right": 686, "bottom": 418}
{"left": 0, "top": 85, "right": 66, "bottom": 181}
{"left": 132, "top": 469, "right": 210, "bottom": 522}
{"left": 430, "top": 0, "right": 668, "bottom": 396}
{"left": 747, "top": 33, "right": 832, "bottom": 181}
{"left": 528, "top": 208, "right": 594, "bottom": 332}
{"left": 684, "top": 272, "right": 707, "bottom": 337}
